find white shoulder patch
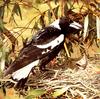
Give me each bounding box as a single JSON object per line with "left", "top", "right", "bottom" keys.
{"left": 50, "top": 19, "right": 61, "bottom": 30}
{"left": 36, "top": 34, "right": 64, "bottom": 49}
{"left": 12, "top": 60, "right": 39, "bottom": 80}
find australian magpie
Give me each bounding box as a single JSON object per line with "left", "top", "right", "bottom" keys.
{"left": 4, "top": 17, "right": 82, "bottom": 82}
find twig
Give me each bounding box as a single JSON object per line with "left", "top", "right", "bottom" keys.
{"left": 0, "top": 78, "right": 16, "bottom": 84}
{"left": 64, "top": 42, "right": 70, "bottom": 57}
{"left": 76, "top": 89, "right": 87, "bottom": 99}
{"left": 60, "top": 0, "right": 65, "bottom": 16}
{"left": 53, "top": 70, "right": 60, "bottom": 78}
{"left": 76, "top": 81, "right": 99, "bottom": 93}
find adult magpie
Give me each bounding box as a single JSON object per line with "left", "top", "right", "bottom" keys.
{"left": 4, "top": 17, "right": 82, "bottom": 82}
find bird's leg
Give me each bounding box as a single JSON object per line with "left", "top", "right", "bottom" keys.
{"left": 39, "top": 61, "right": 46, "bottom": 71}
{"left": 39, "top": 57, "right": 49, "bottom": 71}
{"left": 14, "top": 78, "right": 28, "bottom": 90}
{"left": 40, "top": 59, "right": 57, "bottom": 71}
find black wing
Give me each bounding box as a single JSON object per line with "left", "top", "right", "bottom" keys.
{"left": 4, "top": 26, "right": 62, "bottom": 76}
{"left": 31, "top": 26, "right": 62, "bottom": 45}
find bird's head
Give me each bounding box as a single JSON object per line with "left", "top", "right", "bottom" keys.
{"left": 59, "top": 17, "right": 82, "bottom": 35}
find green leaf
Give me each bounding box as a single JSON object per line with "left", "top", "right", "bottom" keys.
{"left": 64, "top": 3, "right": 68, "bottom": 16}
{"left": 54, "top": 0, "right": 58, "bottom": 4}
{"left": 33, "top": 22, "right": 39, "bottom": 30}
{"left": 13, "top": 3, "right": 22, "bottom": 20}
{"left": 0, "top": 19, "right": 4, "bottom": 32}
{"left": 96, "top": 66, "right": 100, "bottom": 69}
{"left": 39, "top": 13, "right": 45, "bottom": 28}
{"left": 25, "top": 95, "right": 35, "bottom": 99}
{"left": 16, "top": 4, "right": 22, "bottom": 20}
{"left": 3, "top": 0, "right": 9, "bottom": 3}
{"left": 0, "top": 6, "right": 4, "bottom": 19}
{"left": 48, "top": 9, "right": 52, "bottom": 24}
{"left": 54, "top": 6, "right": 59, "bottom": 19}
{"left": 52, "top": 87, "right": 68, "bottom": 98}
{"left": 26, "top": 89, "right": 46, "bottom": 99}
{"left": 35, "top": 0, "right": 42, "bottom": 4}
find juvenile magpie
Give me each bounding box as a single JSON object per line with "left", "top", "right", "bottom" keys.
{"left": 4, "top": 17, "right": 82, "bottom": 82}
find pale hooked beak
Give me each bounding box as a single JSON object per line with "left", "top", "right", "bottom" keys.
{"left": 69, "top": 21, "right": 82, "bottom": 29}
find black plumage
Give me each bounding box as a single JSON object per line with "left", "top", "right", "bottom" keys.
{"left": 4, "top": 16, "right": 82, "bottom": 83}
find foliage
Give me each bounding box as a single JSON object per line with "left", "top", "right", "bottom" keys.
{"left": 0, "top": 0, "right": 100, "bottom": 98}
{"left": 26, "top": 89, "right": 46, "bottom": 99}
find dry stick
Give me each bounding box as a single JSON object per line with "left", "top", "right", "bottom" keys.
{"left": 64, "top": 42, "right": 70, "bottom": 57}
{"left": 53, "top": 69, "right": 60, "bottom": 78}
{"left": 76, "top": 81, "right": 99, "bottom": 93}
{"left": 0, "top": 78, "right": 16, "bottom": 84}
{"left": 60, "top": 0, "right": 64, "bottom": 17}
{"left": 3, "top": 28, "right": 18, "bottom": 46}
{"left": 75, "top": 90, "right": 87, "bottom": 99}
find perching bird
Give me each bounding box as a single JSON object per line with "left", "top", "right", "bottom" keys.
{"left": 4, "top": 17, "right": 82, "bottom": 83}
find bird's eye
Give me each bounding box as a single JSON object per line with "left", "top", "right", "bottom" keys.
{"left": 57, "top": 40, "right": 59, "bottom": 43}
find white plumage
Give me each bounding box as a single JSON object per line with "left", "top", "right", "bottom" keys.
{"left": 36, "top": 34, "right": 64, "bottom": 49}
{"left": 12, "top": 60, "right": 39, "bottom": 80}
{"left": 50, "top": 19, "right": 61, "bottom": 30}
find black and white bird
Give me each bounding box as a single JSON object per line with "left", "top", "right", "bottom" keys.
{"left": 4, "top": 17, "right": 82, "bottom": 82}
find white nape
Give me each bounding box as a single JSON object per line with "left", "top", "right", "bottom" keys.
{"left": 69, "top": 21, "right": 82, "bottom": 29}
{"left": 50, "top": 19, "right": 61, "bottom": 30}
{"left": 36, "top": 34, "right": 64, "bottom": 49}
{"left": 12, "top": 60, "right": 39, "bottom": 80}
